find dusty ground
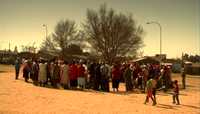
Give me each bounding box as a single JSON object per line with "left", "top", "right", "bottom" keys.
{"left": 0, "top": 65, "right": 200, "bottom": 114}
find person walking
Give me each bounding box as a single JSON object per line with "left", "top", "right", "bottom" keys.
{"left": 172, "top": 80, "right": 180, "bottom": 105}
{"left": 144, "top": 78, "right": 156, "bottom": 106}
{"left": 152, "top": 77, "right": 158, "bottom": 105}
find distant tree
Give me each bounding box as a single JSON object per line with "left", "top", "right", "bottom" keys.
{"left": 182, "top": 53, "right": 200, "bottom": 63}
{"left": 182, "top": 53, "right": 189, "bottom": 61}
{"left": 40, "top": 19, "right": 83, "bottom": 58}
{"left": 189, "top": 55, "right": 200, "bottom": 63}
{"left": 83, "top": 4, "right": 143, "bottom": 64}
{"left": 21, "top": 42, "right": 36, "bottom": 53}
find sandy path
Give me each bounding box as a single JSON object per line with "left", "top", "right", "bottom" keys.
{"left": 0, "top": 66, "right": 199, "bottom": 114}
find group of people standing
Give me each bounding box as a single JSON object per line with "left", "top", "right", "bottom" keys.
{"left": 15, "top": 57, "right": 181, "bottom": 106}
{"left": 20, "top": 59, "right": 88, "bottom": 90}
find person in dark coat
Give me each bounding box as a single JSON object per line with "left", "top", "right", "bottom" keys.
{"left": 88, "top": 62, "right": 96, "bottom": 89}
{"left": 15, "top": 58, "right": 21, "bottom": 80}
{"left": 52, "top": 62, "right": 60, "bottom": 88}
{"left": 32, "top": 60, "right": 39, "bottom": 85}
{"left": 100, "top": 63, "right": 110, "bottom": 92}
{"left": 94, "top": 63, "right": 101, "bottom": 91}
{"left": 124, "top": 64, "right": 133, "bottom": 92}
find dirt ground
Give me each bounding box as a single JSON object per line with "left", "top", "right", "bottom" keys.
{"left": 0, "top": 65, "right": 200, "bottom": 114}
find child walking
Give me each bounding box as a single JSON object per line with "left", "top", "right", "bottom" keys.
{"left": 144, "top": 79, "right": 156, "bottom": 106}
{"left": 172, "top": 80, "right": 180, "bottom": 105}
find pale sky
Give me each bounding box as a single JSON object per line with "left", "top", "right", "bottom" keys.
{"left": 0, "top": 0, "right": 199, "bottom": 58}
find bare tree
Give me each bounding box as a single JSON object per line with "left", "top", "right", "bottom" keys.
{"left": 21, "top": 42, "right": 37, "bottom": 53}
{"left": 40, "top": 19, "right": 80, "bottom": 57}
{"left": 84, "top": 4, "right": 144, "bottom": 64}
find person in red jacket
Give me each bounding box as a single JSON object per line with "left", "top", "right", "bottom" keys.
{"left": 112, "top": 64, "right": 121, "bottom": 92}
{"left": 69, "top": 61, "right": 78, "bottom": 89}
{"left": 77, "top": 63, "right": 86, "bottom": 89}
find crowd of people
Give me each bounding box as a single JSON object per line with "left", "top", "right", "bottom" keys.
{"left": 14, "top": 57, "right": 181, "bottom": 106}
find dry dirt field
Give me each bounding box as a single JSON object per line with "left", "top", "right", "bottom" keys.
{"left": 0, "top": 65, "right": 200, "bottom": 114}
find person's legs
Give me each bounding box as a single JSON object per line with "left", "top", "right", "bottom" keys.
{"left": 25, "top": 75, "right": 28, "bottom": 82}
{"left": 172, "top": 94, "right": 176, "bottom": 104}
{"left": 150, "top": 96, "right": 156, "bottom": 106}
{"left": 176, "top": 94, "right": 180, "bottom": 105}
{"left": 112, "top": 79, "right": 115, "bottom": 91}
{"left": 144, "top": 96, "right": 149, "bottom": 104}
{"left": 39, "top": 81, "right": 42, "bottom": 86}
{"left": 42, "top": 81, "right": 46, "bottom": 87}
{"left": 152, "top": 88, "right": 157, "bottom": 105}
{"left": 143, "top": 80, "right": 146, "bottom": 92}
{"left": 15, "top": 70, "right": 19, "bottom": 79}
{"left": 112, "top": 79, "right": 117, "bottom": 92}
{"left": 106, "top": 80, "right": 109, "bottom": 92}
{"left": 53, "top": 80, "right": 57, "bottom": 88}
{"left": 116, "top": 79, "right": 120, "bottom": 92}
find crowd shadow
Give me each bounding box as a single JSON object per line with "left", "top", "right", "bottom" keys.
{"left": 17, "top": 78, "right": 145, "bottom": 95}
{"left": 181, "top": 104, "right": 200, "bottom": 109}
{"left": 109, "top": 91, "right": 134, "bottom": 95}
{"left": 184, "top": 84, "right": 196, "bottom": 88}
{"left": 156, "top": 103, "right": 200, "bottom": 110}
{"left": 156, "top": 103, "right": 178, "bottom": 110}
{"left": 156, "top": 92, "right": 171, "bottom": 96}
{"left": 0, "top": 71, "right": 8, "bottom": 73}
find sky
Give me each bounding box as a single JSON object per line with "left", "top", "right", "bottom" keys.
{"left": 0, "top": 0, "right": 199, "bottom": 58}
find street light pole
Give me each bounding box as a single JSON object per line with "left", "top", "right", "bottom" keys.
{"left": 42, "top": 24, "right": 48, "bottom": 39}
{"left": 147, "top": 21, "right": 162, "bottom": 56}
